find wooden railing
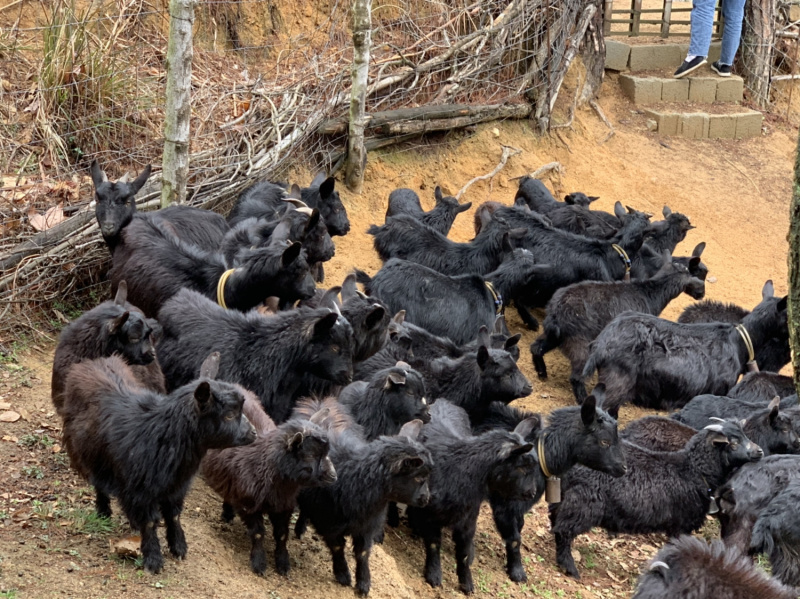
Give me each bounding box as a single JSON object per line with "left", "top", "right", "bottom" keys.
{"left": 603, "top": 0, "right": 725, "bottom": 38}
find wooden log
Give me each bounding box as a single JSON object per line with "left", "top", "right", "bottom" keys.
{"left": 318, "top": 103, "right": 527, "bottom": 135}
{"left": 741, "top": 0, "right": 774, "bottom": 108}
{"left": 377, "top": 104, "right": 531, "bottom": 135}
{"left": 345, "top": 0, "right": 372, "bottom": 193}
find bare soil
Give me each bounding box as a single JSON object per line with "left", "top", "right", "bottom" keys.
{"left": 0, "top": 77, "right": 795, "bottom": 598}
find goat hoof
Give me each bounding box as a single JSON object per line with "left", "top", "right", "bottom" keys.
{"left": 562, "top": 566, "right": 580, "bottom": 580}
{"left": 508, "top": 567, "right": 527, "bottom": 583}
{"left": 334, "top": 570, "right": 352, "bottom": 587}
{"left": 356, "top": 580, "right": 371, "bottom": 596}
{"left": 143, "top": 555, "right": 164, "bottom": 575}
{"left": 425, "top": 572, "right": 442, "bottom": 588}
{"left": 274, "top": 554, "right": 290, "bottom": 577}
{"left": 460, "top": 581, "right": 474, "bottom": 595}
{"left": 250, "top": 553, "right": 268, "bottom": 576}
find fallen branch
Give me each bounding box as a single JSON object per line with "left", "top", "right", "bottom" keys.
{"left": 456, "top": 145, "right": 522, "bottom": 200}
{"left": 589, "top": 99, "right": 615, "bottom": 143}
{"left": 508, "top": 161, "right": 564, "bottom": 182}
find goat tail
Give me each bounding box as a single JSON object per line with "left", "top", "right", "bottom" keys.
{"left": 750, "top": 517, "right": 775, "bottom": 556}
{"left": 581, "top": 351, "right": 598, "bottom": 381}
{"left": 354, "top": 269, "right": 372, "bottom": 286}
{"left": 366, "top": 224, "right": 381, "bottom": 236}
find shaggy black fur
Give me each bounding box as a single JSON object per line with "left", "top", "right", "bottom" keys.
{"left": 385, "top": 187, "right": 471, "bottom": 235}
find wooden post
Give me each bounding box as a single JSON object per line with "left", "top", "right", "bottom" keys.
{"left": 603, "top": 0, "right": 614, "bottom": 36}
{"left": 631, "top": 0, "right": 643, "bottom": 35}
{"left": 741, "top": 0, "right": 774, "bottom": 108}
{"left": 345, "top": 0, "right": 372, "bottom": 194}
{"left": 161, "top": 0, "right": 194, "bottom": 207}
{"left": 661, "top": 0, "right": 673, "bottom": 38}
{"left": 788, "top": 127, "right": 800, "bottom": 395}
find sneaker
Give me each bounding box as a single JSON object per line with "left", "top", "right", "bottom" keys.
{"left": 710, "top": 60, "right": 732, "bottom": 77}
{"left": 673, "top": 56, "right": 707, "bottom": 79}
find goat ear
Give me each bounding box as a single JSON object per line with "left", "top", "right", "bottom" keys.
{"left": 304, "top": 209, "right": 321, "bottom": 233}
{"left": 588, "top": 196, "right": 600, "bottom": 203}
{"left": 477, "top": 345, "right": 490, "bottom": 370}
{"left": 114, "top": 281, "right": 128, "bottom": 306}
{"left": 281, "top": 242, "right": 303, "bottom": 266}
{"left": 288, "top": 183, "right": 302, "bottom": 199}
{"left": 692, "top": 242, "right": 706, "bottom": 257}
{"left": 493, "top": 314, "right": 506, "bottom": 334}
{"left": 319, "top": 177, "right": 335, "bottom": 199}
{"left": 392, "top": 310, "right": 406, "bottom": 325}
{"left": 662, "top": 205, "right": 672, "bottom": 218}
{"left": 107, "top": 311, "right": 130, "bottom": 335}
{"left": 90, "top": 160, "right": 108, "bottom": 187}
{"left": 689, "top": 256, "right": 702, "bottom": 272}
{"left": 513, "top": 417, "right": 540, "bottom": 440}
{"left": 319, "top": 286, "right": 342, "bottom": 311}
{"left": 341, "top": 273, "right": 358, "bottom": 301}
{"left": 263, "top": 296, "right": 281, "bottom": 314}
{"left": 457, "top": 201, "right": 472, "bottom": 213}
{"left": 581, "top": 394, "right": 598, "bottom": 426}
{"left": 605, "top": 404, "right": 620, "bottom": 420}
{"left": 434, "top": 186, "right": 443, "bottom": 203}
{"left": 398, "top": 419, "right": 423, "bottom": 440}
{"left": 479, "top": 208, "right": 494, "bottom": 232}
{"left": 384, "top": 371, "right": 407, "bottom": 389}
{"left": 477, "top": 326, "right": 491, "bottom": 349}
{"left": 777, "top": 296, "right": 788, "bottom": 312}
{"left": 613, "top": 201, "right": 625, "bottom": 219}
{"left": 130, "top": 164, "right": 152, "bottom": 195}
{"left": 287, "top": 431, "right": 304, "bottom": 451}
{"left": 563, "top": 193, "right": 575, "bottom": 205}
{"left": 392, "top": 455, "right": 424, "bottom": 474}
{"left": 308, "top": 407, "right": 330, "bottom": 426}
{"left": 194, "top": 381, "right": 212, "bottom": 409}
{"left": 395, "top": 360, "right": 411, "bottom": 370}
{"left": 147, "top": 318, "right": 163, "bottom": 343}
{"left": 498, "top": 441, "right": 532, "bottom": 460}
{"left": 762, "top": 280, "right": 774, "bottom": 299}
{"left": 200, "top": 351, "right": 221, "bottom": 380}
{"left": 505, "top": 334, "right": 521, "bottom": 350}
{"left": 366, "top": 305, "right": 386, "bottom": 330}
{"left": 313, "top": 312, "right": 339, "bottom": 336}
{"left": 501, "top": 232, "right": 514, "bottom": 254}
{"left": 768, "top": 396, "right": 781, "bottom": 422}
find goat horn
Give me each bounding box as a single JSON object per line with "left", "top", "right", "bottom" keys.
{"left": 708, "top": 417, "right": 726, "bottom": 423}
{"left": 703, "top": 424, "right": 725, "bottom": 433}
{"left": 118, "top": 171, "right": 131, "bottom": 184}
{"left": 649, "top": 561, "right": 670, "bottom": 572}
{"left": 283, "top": 197, "right": 310, "bottom": 209}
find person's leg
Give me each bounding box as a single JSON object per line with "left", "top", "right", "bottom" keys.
{"left": 720, "top": 0, "right": 747, "bottom": 65}
{"left": 688, "top": 0, "right": 717, "bottom": 59}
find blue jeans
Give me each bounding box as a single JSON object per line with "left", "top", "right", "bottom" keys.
{"left": 688, "top": 0, "right": 747, "bottom": 65}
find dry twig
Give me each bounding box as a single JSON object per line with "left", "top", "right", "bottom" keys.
{"left": 456, "top": 145, "right": 522, "bottom": 200}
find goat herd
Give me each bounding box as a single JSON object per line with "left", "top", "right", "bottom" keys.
{"left": 45, "top": 159, "right": 798, "bottom": 598}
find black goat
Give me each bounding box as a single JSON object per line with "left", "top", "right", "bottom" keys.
{"left": 677, "top": 283, "right": 790, "bottom": 373}
{"left": 531, "top": 251, "right": 705, "bottom": 402}
{"left": 367, "top": 213, "right": 526, "bottom": 276}
{"left": 674, "top": 393, "right": 799, "bottom": 425}
{"left": 750, "top": 482, "right": 800, "bottom": 587}
{"left": 157, "top": 288, "right": 354, "bottom": 423}
{"left": 61, "top": 352, "right": 255, "bottom": 574}
{"left": 51, "top": 281, "right": 163, "bottom": 413}
{"left": 385, "top": 187, "right": 471, "bottom": 235}
{"left": 728, "top": 372, "right": 796, "bottom": 402}
{"left": 582, "top": 281, "right": 788, "bottom": 411}
{"left": 357, "top": 249, "right": 549, "bottom": 346}
{"left": 221, "top": 204, "right": 334, "bottom": 271}
{"left": 716, "top": 455, "right": 800, "bottom": 552}
{"left": 406, "top": 400, "right": 537, "bottom": 594}
{"left": 643, "top": 205, "right": 695, "bottom": 253}
{"left": 338, "top": 362, "right": 431, "bottom": 439}
{"left": 631, "top": 240, "right": 707, "bottom": 280}
{"left": 201, "top": 400, "right": 336, "bottom": 576}
{"left": 91, "top": 161, "right": 231, "bottom": 253}
{"left": 425, "top": 336, "right": 532, "bottom": 424}
{"left": 621, "top": 416, "right": 698, "bottom": 451}
{"left": 631, "top": 535, "right": 796, "bottom": 599}
{"left": 550, "top": 419, "right": 763, "bottom": 578}
{"left": 474, "top": 396, "right": 626, "bottom": 583}
{"left": 110, "top": 216, "right": 315, "bottom": 317}
{"left": 230, "top": 173, "right": 350, "bottom": 236}
{"left": 296, "top": 412, "right": 432, "bottom": 596}
{"left": 513, "top": 177, "right": 598, "bottom": 214}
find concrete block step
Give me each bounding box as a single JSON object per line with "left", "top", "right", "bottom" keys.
{"left": 643, "top": 107, "right": 762, "bottom": 139}
{"left": 606, "top": 38, "right": 721, "bottom": 72}
{"left": 619, "top": 73, "right": 743, "bottom": 105}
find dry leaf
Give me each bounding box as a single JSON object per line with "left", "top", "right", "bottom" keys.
{"left": 111, "top": 536, "right": 142, "bottom": 559}
{"left": 52, "top": 444, "right": 61, "bottom": 453}
{"left": 0, "top": 402, "right": 11, "bottom": 410}
{"left": 0, "top": 411, "right": 20, "bottom": 423}
{"left": 17, "top": 408, "right": 30, "bottom": 421}
{"left": 28, "top": 203, "right": 65, "bottom": 231}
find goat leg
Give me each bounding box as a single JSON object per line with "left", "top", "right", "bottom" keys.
{"left": 160, "top": 498, "right": 187, "bottom": 559}
{"left": 268, "top": 509, "right": 292, "bottom": 576}
{"left": 140, "top": 520, "right": 164, "bottom": 574}
{"left": 327, "top": 534, "right": 352, "bottom": 586}
{"left": 221, "top": 501, "right": 235, "bottom": 523}
{"left": 242, "top": 511, "right": 268, "bottom": 575}
{"left": 353, "top": 534, "right": 373, "bottom": 596}
{"left": 454, "top": 523, "right": 477, "bottom": 594}
{"left": 555, "top": 531, "right": 580, "bottom": 579}
{"left": 95, "top": 488, "right": 112, "bottom": 519}
{"left": 423, "top": 527, "right": 444, "bottom": 587}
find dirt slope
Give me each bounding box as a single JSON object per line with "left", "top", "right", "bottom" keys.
{"left": 0, "top": 79, "right": 795, "bottom": 599}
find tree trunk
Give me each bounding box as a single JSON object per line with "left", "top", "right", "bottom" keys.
{"left": 345, "top": 0, "right": 372, "bottom": 194}
{"left": 161, "top": 0, "right": 194, "bottom": 207}
{"left": 579, "top": 0, "right": 605, "bottom": 106}
{"left": 789, "top": 128, "right": 800, "bottom": 394}
{"left": 741, "top": 0, "right": 774, "bottom": 109}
